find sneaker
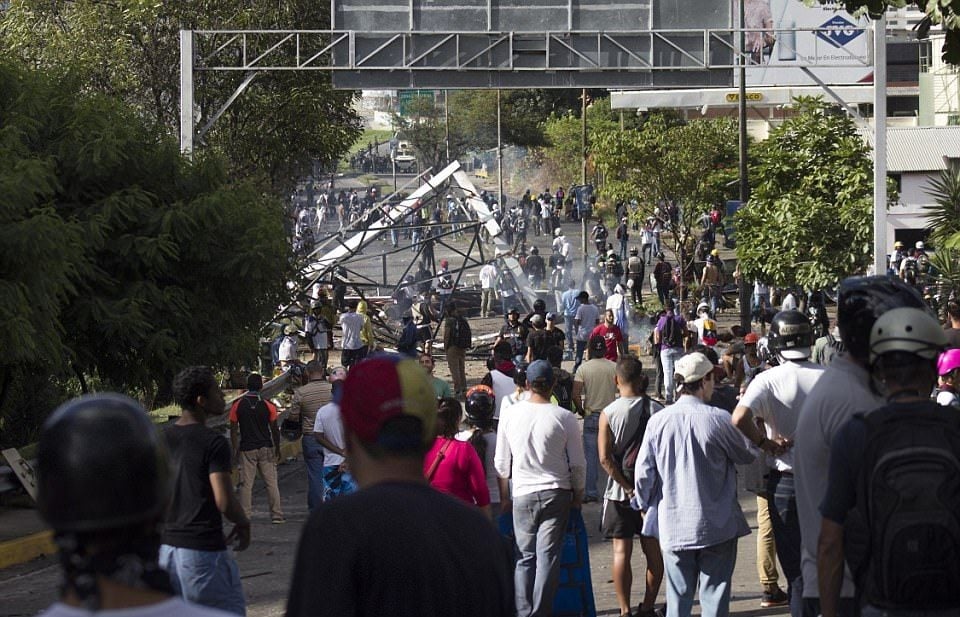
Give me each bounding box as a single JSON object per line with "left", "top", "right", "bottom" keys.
{"left": 760, "top": 588, "right": 788, "bottom": 608}
{"left": 272, "top": 517, "right": 286, "bottom": 525}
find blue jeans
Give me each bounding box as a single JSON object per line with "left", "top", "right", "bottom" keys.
{"left": 302, "top": 435, "right": 325, "bottom": 511}
{"left": 582, "top": 413, "right": 600, "bottom": 499}
{"left": 660, "top": 346, "right": 684, "bottom": 404}
{"left": 513, "top": 489, "right": 573, "bottom": 617}
{"left": 323, "top": 465, "right": 358, "bottom": 501}
{"left": 768, "top": 470, "right": 803, "bottom": 617}
{"left": 159, "top": 545, "right": 245, "bottom": 616}
{"left": 573, "top": 339, "right": 587, "bottom": 372}
{"left": 662, "top": 537, "right": 738, "bottom": 617}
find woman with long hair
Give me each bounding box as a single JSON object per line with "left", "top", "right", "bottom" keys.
{"left": 424, "top": 397, "right": 491, "bottom": 517}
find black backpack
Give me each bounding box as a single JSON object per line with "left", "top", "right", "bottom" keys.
{"left": 452, "top": 316, "right": 472, "bottom": 349}
{"left": 614, "top": 397, "right": 651, "bottom": 486}
{"left": 844, "top": 405, "right": 960, "bottom": 611}
{"left": 903, "top": 258, "right": 919, "bottom": 284}
{"left": 552, "top": 371, "right": 574, "bottom": 411}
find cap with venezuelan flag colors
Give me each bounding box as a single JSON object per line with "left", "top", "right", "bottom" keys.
{"left": 340, "top": 354, "right": 437, "bottom": 447}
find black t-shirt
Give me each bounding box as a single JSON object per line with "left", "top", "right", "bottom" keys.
{"left": 548, "top": 327, "right": 566, "bottom": 350}
{"left": 286, "top": 482, "right": 514, "bottom": 617}
{"left": 526, "top": 329, "right": 553, "bottom": 360}
{"left": 161, "top": 423, "right": 232, "bottom": 551}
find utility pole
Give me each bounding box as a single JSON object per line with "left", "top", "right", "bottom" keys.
{"left": 581, "top": 88, "right": 589, "bottom": 269}
{"left": 873, "top": 16, "right": 887, "bottom": 275}
{"left": 737, "top": 0, "right": 752, "bottom": 333}
{"left": 497, "top": 89, "right": 504, "bottom": 206}
{"left": 444, "top": 89, "right": 450, "bottom": 164}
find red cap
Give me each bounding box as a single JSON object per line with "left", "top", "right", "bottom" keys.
{"left": 744, "top": 332, "right": 760, "bottom": 345}
{"left": 340, "top": 355, "right": 437, "bottom": 446}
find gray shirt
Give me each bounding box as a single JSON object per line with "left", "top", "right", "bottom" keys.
{"left": 603, "top": 396, "right": 663, "bottom": 502}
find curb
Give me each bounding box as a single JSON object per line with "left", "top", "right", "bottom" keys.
{"left": 0, "top": 531, "right": 56, "bottom": 570}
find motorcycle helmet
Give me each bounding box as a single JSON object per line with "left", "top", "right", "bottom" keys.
{"left": 767, "top": 310, "right": 814, "bottom": 360}
{"left": 38, "top": 394, "right": 170, "bottom": 532}
{"left": 937, "top": 348, "right": 960, "bottom": 377}
{"left": 869, "top": 307, "right": 946, "bottom": 365}
{"left": 464, "top": 385, "right": 495, "bottom": 429}
{"left": 837, "top": 276, "right": 927, "bottom": 364}
{"left": 533, "top": 299, "right": 547, "bottom": 313}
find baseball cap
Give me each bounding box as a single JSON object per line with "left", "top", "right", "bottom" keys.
{"left": 440, "top": 259, "right": 449, "bottom": 267}
{"left": 545, "top": 312, "right": 556, "bottom": 321}
{"left": 327, "top": 367, "right": 347, "bottom": 382}
{"left": 530, "top": 314, "right": 545, "bottom": 326}
{"left": 339, "top": 355, "right": 437, "bottom": 448}
{"left": 526, "top": 360, "right": 554, "bottom": 385}
{"left": 744, "top": 332, "right": 760, "bottom": 345}
{"left": 508, "top": 308, "right": 520, "bottom": 316}
{"left": 674, "top": 352, "right": 714, "bottom": 384}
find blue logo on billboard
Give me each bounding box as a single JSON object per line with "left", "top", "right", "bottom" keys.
{"left": 816, "top": 15, "right": 863, "bottom": 48}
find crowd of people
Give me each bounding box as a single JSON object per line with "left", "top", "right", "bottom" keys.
{"left": 29, "top": 175, "right": 960, "bottom": 617}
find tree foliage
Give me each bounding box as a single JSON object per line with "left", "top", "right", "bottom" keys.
{"left": 0, "top": 0, "right": 363, "bottom": 192}
{"left": 0, "top": 61, "right": 290, "bottom": 444}
{"left": 922, "top": 163, "right": 960, "bottom": 295}
{"left": 842, "top": 0, "right": 960, "bottom": 64}
{"left": 736, "top": 97, "right": 879, "bottom": 289}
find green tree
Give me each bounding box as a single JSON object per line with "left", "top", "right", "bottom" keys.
{"left": 0, "top": 61, "right": 290, "bottom": 445}
{"left": 922, "top": 162, "right": 960, "bottom": 296}
{"left": 736, "top": 97, "right": 882, "bottom": 289}
{"left": 1, "top": 0, "right": 363, "bottom": 192}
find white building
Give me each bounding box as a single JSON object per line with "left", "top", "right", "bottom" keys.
{"left": 880, "top": 126, "right": 960, "bottom": 249}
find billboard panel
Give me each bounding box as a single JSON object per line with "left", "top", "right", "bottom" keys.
{"left": 738, "top": 0, "right": 871, "bottom": 86}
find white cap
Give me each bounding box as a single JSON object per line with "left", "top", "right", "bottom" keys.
{"left": 674, "top": 353, "right": 714, "bottom": 384}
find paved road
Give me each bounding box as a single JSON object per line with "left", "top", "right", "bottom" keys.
{"left": 0, "top": 453, "right": 789, "bottom": 617}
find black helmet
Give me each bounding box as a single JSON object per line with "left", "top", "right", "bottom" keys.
{"left": 838, "top": 276, "right": 927, "bottom": 363}
{"left": 464, "top": 385, "right": 495, "bottom": 428}
{"left": 768, "top": 310, "right": 814, "bottom": 360}
{"left": 533, "top": 299, "right": 546, "bottom": 313}
{"left": 38, "top": 394, "right": 170, "bottom": 532}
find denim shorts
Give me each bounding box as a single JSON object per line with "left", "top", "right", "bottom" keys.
{"left": 159, "top": 544, "right": 246, "bottom": 616}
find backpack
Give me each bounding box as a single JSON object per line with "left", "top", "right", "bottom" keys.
{"left": 438, "top": 272, "right": 454, "bottom": 290}
{"left": 552, "top": 371, "right": 574, "bottom": 411}
{"left": 452, "top": 316, "right": 472, "bottom": 349}
{"left": 614, "top": 397, "right": 652, "bottom": 486}
{"left": 844, "top": 405, "right": 960, "bottom": 610}
{"left": 662, "top": 315, "right": 684, "bottom": 349}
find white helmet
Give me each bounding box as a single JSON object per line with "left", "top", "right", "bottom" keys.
{"left": 916, "top": 241, "right": 925, "bottom": 250}
{"left": 554, "top": 227, "right": 563, "bottom": 237}
{"left": 869, "top": 307, "right": 946, "bottom": 364}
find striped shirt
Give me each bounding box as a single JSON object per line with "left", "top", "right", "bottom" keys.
{"left": 290, "top": 379, "right": 332, "bottom": 435}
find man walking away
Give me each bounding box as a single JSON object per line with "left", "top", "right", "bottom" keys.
{"left": 732, "top": 311, "right": 825, "bottom": 616}
{"left": 793, "top": 276, "right": 926, "bottom": 617}
{"left": 160, "top": 367, "right": 250, "bottom": 616}
{"left": 573, "top": 291, "right": 600, "bottom": 372}
{"left": 496, "top": 360, "right": 586, "bottom": 617}
{"left": 599, "top": 357, "right": 665, "bottom": 617}
{"left": 229, "top": 374, "right": 284, "bottom": 524}
{"left": 313, "top": 368, "right": 357, "bottom": 502}
{"left": 289, "top": 361, "right": 333, "bottom": 510}
{"left": 287, "top": 355, "right": 514, "bottom": 617}
{"left": 635, "top": 353, "right": 755, "bottom": 617}
{"left": 573, "top": 335, "right": 619, "bottom": 503}
{"left": 480, "top": 259, "right": 499, "bottom": 317}
{"left": 818, "top": 308, "right": 955, "bottom": 617}
{"left": 654, "top": 300, "right": 686, "bottom": 404}
{"left": 339, "top": 301, "right": 366, "bottom": 370}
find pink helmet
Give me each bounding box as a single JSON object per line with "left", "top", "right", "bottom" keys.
{"left": 937, "top": 349, "right": 960, "bottom": 376}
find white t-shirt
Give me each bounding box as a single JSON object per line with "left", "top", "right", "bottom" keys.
{"left": 489, "top": 370, "right": 515, "bottom": 419}
{"left": 456, "top": 429, "right": 500, "bottom": 503}
{"left": 574, "top": 303, "right": 600, "bottom": 341}
{"left": 339, "top": 312, "right": 365, "bottom": 351}
{"left": 793, "top": 354, "right": 884, "bottom": 599}
{"left": 39, "top": 598, "right": 234, "bottom": 617}
{"left": 313, "top": 401, "right": 346, "bottom": 466}
{"left": 479, "top": 264, "right": 498, "bottom": 289}
{"left": 279, "top": 335, "right": 298, "bottom": 362}
{"left": 738, "top": 360, "right": 826, "bottom": 471}
{"left": 494, "top": 400, "right": 586, "bottom": 497}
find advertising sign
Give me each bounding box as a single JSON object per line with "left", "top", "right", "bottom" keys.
{"left": 737, "top": 0, "right": 872, "bottom": 86}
